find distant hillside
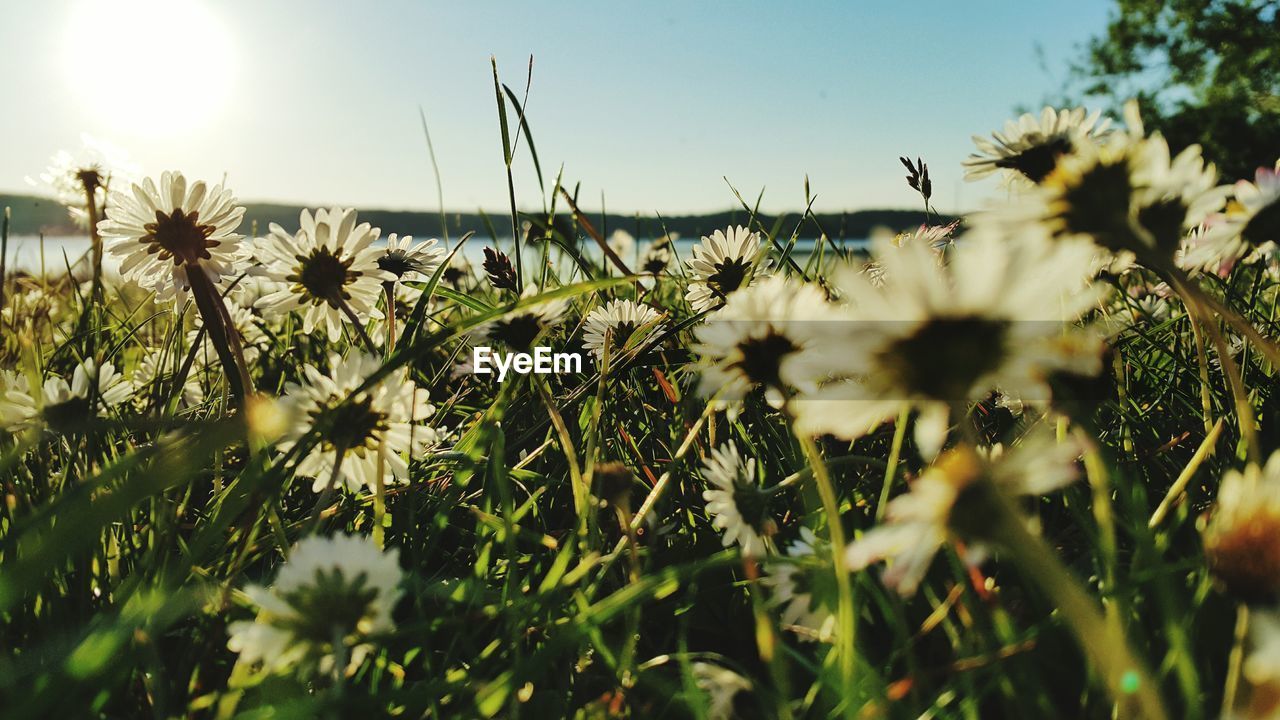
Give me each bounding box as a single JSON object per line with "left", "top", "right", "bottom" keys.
{"left": 0, "top": 193, "right": 958, "bottom": 240}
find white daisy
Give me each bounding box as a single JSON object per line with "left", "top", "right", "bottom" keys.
{"left": 1204, "top": 451, "right": 1280, "bottom": 603}
{"left": 855, "top": 224, "right": 951, "bottom": 290}
{"left": 641, "top": 234, "right": 676, "bottom": 276}
{"left": 483, "top": 285, "right": 569, "bottom": 350}
{"left": 700, "top": 441, "right": 775, "bottom": 557}
{"left": 188, "top": 303, "right": 268, "bottom": 368}
{"left": 685, "top": 225, "right": 764, "bottom": 313}
{"left": 1129, "top": 135, "right": 1231, "bottom": 257}
{"left": 97, "top": 171, "right": 247, "bottom": 301}
{"left": 378, "top": 233, "right": 445, "bottom": 284}
{"left": 607, "top": 229, "right": 636, "bottom": 263}
{"left": 987, "top": 123, "right": 1229, "bottom": 267}
{"left": 847, "top": 437, "right": 1080, "bottom": 596}
{"left": 1245, "top": 611, "right": 1280, "bottom": 696}
{"left": 963, "top": 106, "right": 1112, "bottom": 185}
{"left": 133, "top": 350, "right": 204, "bottom": 409}
{"left": 279, "top": 352, "right": 441, "bottom": 494}
{"left": 792, "top": 230, "right": 1102, "bottom": 457}
{"left": 255, "top": 208, "right": 392, "bottom": 342}
{"left": 26, "top": 133, "right": 138, "bottom": 229}
{"left": 0, "top": 370, "right": 36, "bottom": 433}
{"left": 226, "top": 534, "right": 403, "bottom": 677}
{"left": 581, "top": 299, "right": 664, "bottom": 361}
{"left": 227, "top": 274, "right": 287, "bottom": 311}
{"left": 762, "top": 528, "right": 837, "bottom": 642}
{"left": 1184, "top": 161, "right": 1280, "bottom": 272}
{"left": 693, "top": 275, "right": 833, "bottom": 411}
{"left": 1, "top": 360, "right": 132, "bottom": 433}
{"left": 691, "top": 662, "right": 752, "bottom": 720}
{"left": 898, "top": 220, "right": 960, "bottom": 252}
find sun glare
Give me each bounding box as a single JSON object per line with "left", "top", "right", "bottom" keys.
{"left": 63, "top": 0, "right": 234, "bottom": 137}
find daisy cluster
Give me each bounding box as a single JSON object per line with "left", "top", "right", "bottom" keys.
{"left": 4, "top": 99, "right": 1280, "bottom": 718}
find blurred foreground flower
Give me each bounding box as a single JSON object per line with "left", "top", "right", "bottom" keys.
{"left": 1204, "top": 451, "right": 1280, "bottom": 603}
{"left": 691, "top": 662, "right": 752, "bottom": 720}
{"left": 226, "top": 534, "right": 402, "bottom": 678}
{"left": 0, "top": 360, "right": 131, "bottom": 434}
{"left": 1237, "top": 611, "right": 1280, "bottom": 719}
{"left": 793, "top": 230, "right": 1102, "bottom": 456}
{"left": 846, "top": 437, "right": 1080, "bottom": 596}
{"left": 1185, "top": 160, "right": 1280, "bottom": 272}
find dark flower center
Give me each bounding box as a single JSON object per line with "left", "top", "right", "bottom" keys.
{"left": 278, "top": 568, "right": 380, "bottom": 645}
{"left": 733, "top": 332, "right": 799, "bottom": 389}
{"left": 1136, "top": 198, "right": 1188, "bottom": 257}
{"left": 606, "top": 321, "right": 639, "bottom": 350}
{"left": 76, "top": 168, "right": 102, "bottom": 194}
{"left": 290, "top": 249, "right": 357, "bottom": 307}
{"left": 995, "top": 135, "right": 1074, "bottom": 183}
{"left": 1243, "top": 200, "right": 1280, "bottom": 247}
{"left": 42, "top": 396, "right": 93, "bottom": 433}
{"left": 1206, "top": 507, "right": 1280, "bottom": 603}
{"left": 731, "top": 481, "right": 774, "bottom": 535}
{"left": 594, "top": 461, "right": 635, "bottom": 506}
{"left": 1055, "top": 159, "right": 1134, "bottom": 250}
{"left": 142, "top": 208, "right": 218, "bottom": 266}
{"left": 489, "top": 314, "right": 545, "bottom": 350}
{"left": 881, "top": 316, "right": 1008, "bottom": 400}
{"left": 377, "top": 250, "right": 421, "bottom": 279}
{"left": 313, "top": 395, "right": 387, "bottom": 452}
{"left": 643, "top": 255, "right": 667, "bottom": 274}
{"left": 707, "top": 257, "right": 751, "bottom": 300}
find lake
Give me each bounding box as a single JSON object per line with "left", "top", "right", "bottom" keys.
{"left": 1, "top": 233, "right": 870, "bottom": 277}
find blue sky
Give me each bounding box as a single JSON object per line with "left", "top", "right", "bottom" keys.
{"left": 0, "top": 0, "right": 1116, "bottom": 215}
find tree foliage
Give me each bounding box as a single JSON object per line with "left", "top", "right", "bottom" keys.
{"left": 1072, "top": 0, "right": 1280, "bottom": 180}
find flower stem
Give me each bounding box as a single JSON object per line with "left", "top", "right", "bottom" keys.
{"left": 533, "top": 375, "right": 588, "bottom": 545}
{"left": 1165, "top": 263, "right": 1280, "bottom": 371}
{"left": 83, "top": 181, "right": 103, "bottom": 308}
{"left": 982, "top": 482, "right": 1168, "bottom": 720}
{"left": 1221, "top": 603, "right": 1250, "bottom": 718}
{"left": 1187, "top": 312, "right": 1216, "bottom": 436}
{"left": 338, "top": 297, "right": 378, "bottom": 354}
{"left": 1205, "top": 316, "right": 1261, "bottom": 463}
{"left": 307, "top": 447, "right": 347, "bottom": 532}
{"left": 187, "top": 265, "right": 252, "bottom": 406}
{"left": 877, "top": 405, "right": 909, "bottom": 523}
{"left": 383, "top": 284, "right": 398, "bottom": 353}
{"left": 796, "top": 432, "right": 858, "bottom": 715}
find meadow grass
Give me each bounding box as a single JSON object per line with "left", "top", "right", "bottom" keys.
{"left": 1, "top": 88, "right": 1277, "bottom": 720}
